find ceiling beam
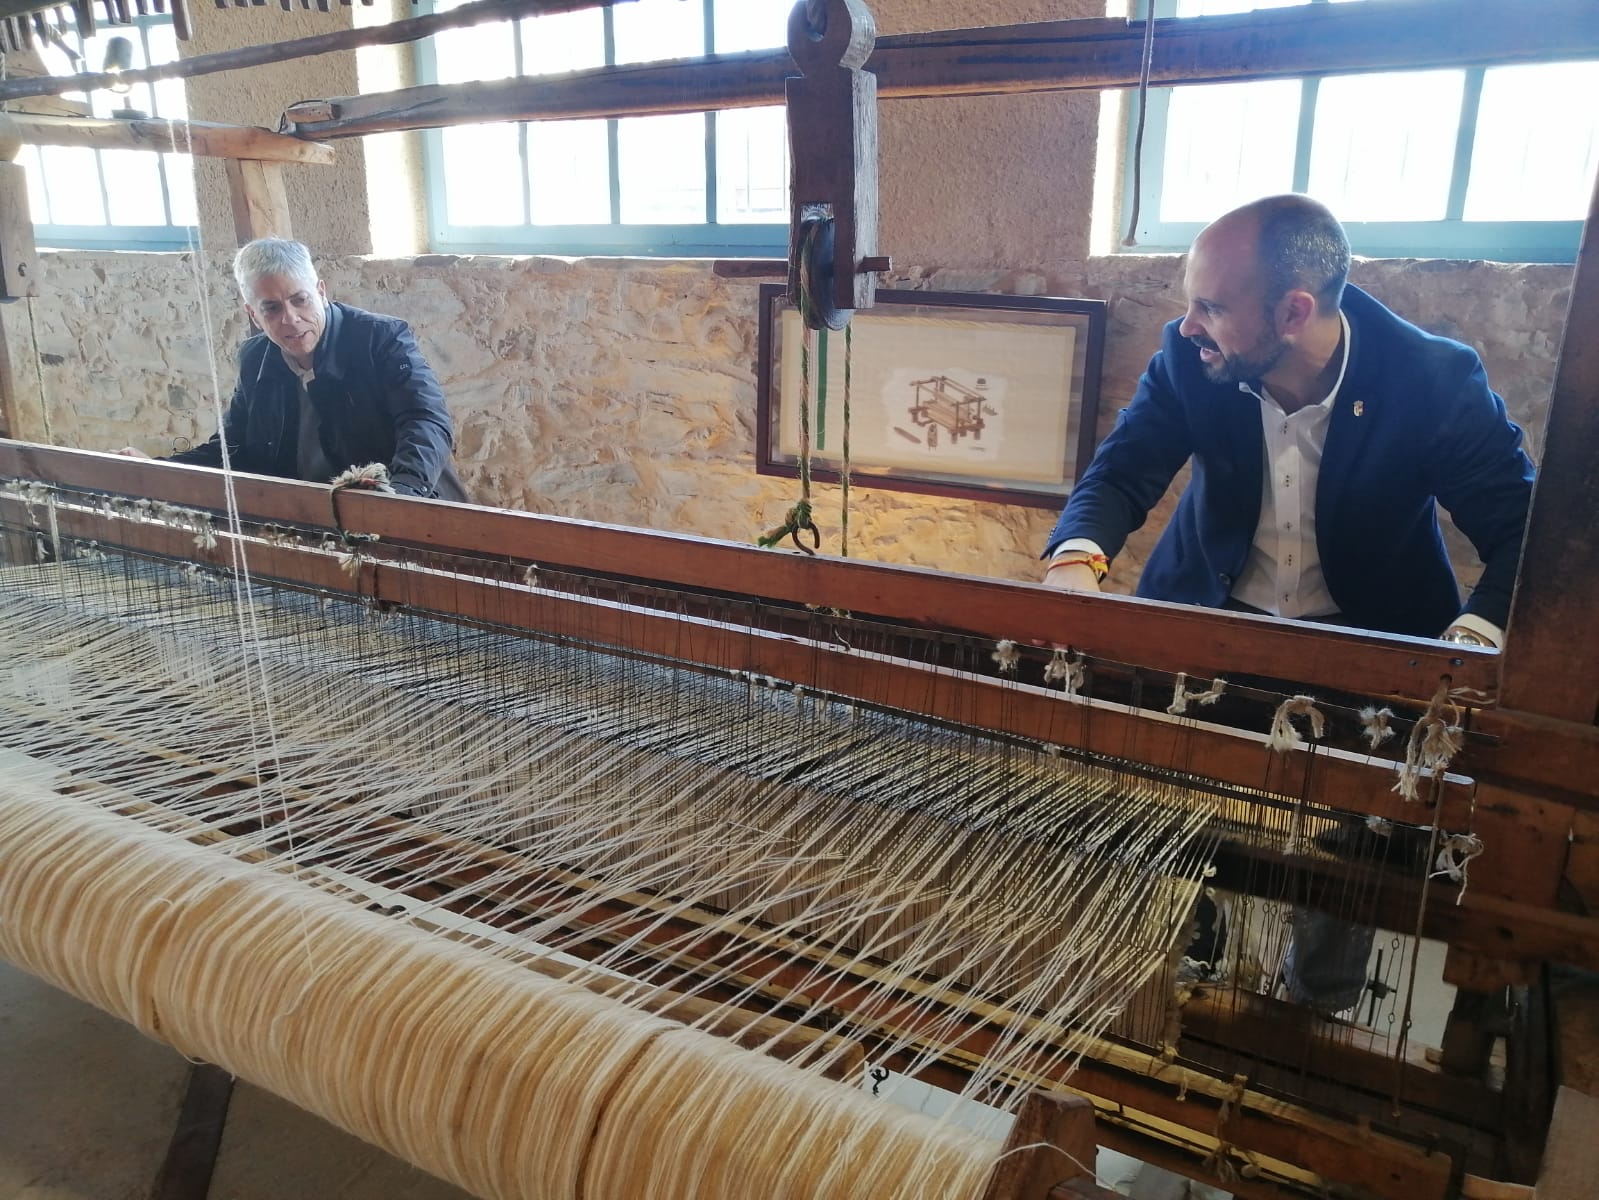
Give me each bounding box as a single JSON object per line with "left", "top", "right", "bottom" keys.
{"left": 0, "top": 113, "right": 334, "bottom": 164}
{"left": 279, "top": 0, "right": 1599, "bottom": 140}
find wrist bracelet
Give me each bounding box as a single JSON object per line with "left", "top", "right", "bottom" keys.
{"left": 1048, "top": 553, "right": 1110, "bottom": 581}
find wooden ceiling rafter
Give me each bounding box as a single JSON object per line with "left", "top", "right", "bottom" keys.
{"left": 279, "top": 0, "right": 1599, "bottom": 141}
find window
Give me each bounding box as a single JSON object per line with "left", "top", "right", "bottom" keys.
{"left": 1124, "top": 0, "right": 1599, "bottom": 262}
{"left": 18, "top": 13, "right": 198, "bottom": 250}
{"left": 417, "top": 0, "right": 793, "bottom": 256}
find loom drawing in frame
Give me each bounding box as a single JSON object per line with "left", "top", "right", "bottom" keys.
{"left": 757, "top": 286, "right": 1106, "bottom": 508}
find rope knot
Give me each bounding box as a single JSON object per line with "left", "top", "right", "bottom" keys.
{"left": 758, "top": 499, "right": 821, "bottom": 554}
{"left": 1267, "top": 695, "right": 1324, "bottom": 753}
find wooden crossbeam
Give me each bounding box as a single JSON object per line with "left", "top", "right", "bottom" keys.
{"left": 280, "top": 0, "right": 1599, "bottom": 140}
{"left": 0, "top": 112, "right": 334, "bottom": 164}
{"left": 0, "top": 442, "right": 1495, "bottom": 703}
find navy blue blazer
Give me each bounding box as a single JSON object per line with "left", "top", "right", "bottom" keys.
{"left": 169, "top": 302, "right": 466, "bottom": 501}
{"left": 1045, "top": 285, "right": 1534, "bottom": 637}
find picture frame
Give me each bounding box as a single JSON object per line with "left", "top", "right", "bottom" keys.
{"left": 756, "top": 286, "right": 1107, "bottom": 509}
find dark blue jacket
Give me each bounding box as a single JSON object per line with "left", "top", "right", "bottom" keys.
{"left": 170, "top": 301, "right": 467, "bottom": 501}
{"left": 1045, "top": 285, "right": 1534, "bottom": 637}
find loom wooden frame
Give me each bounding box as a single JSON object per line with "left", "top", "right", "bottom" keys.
{"left": 2, "top": 1, "right": 1598, "bottom": 1197}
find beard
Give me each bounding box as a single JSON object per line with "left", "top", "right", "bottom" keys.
{"left": 1191, "top": 330, "right": 1288, "bottom": 385}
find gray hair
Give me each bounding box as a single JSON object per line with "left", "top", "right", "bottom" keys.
{"left": 1250, "top": 195, "right": 1352, "bottom": 314}
{"left": 233, "top": 238, "right": 318, "bottom": 300}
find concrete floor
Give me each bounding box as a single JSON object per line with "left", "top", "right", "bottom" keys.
{"left": 0, "top": 960, "right": 471, "bottom": 1200}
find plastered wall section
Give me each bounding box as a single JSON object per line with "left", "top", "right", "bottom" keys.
{"left": 10, "top": 249, "right": 1568, "bottom": 594}
{"left": 181, "top": 4, "right": 374, "bottom": 255}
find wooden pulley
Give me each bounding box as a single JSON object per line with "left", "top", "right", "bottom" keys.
{"left": 786, "top": 0, "right": 879, "bottom": 331}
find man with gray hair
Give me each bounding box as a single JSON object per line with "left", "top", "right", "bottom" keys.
{"left": 157, "top": 237, "right": 467, "bottom": 501}
{"left": 1041, "top": 194, "right": 1535, "bottom": 1016}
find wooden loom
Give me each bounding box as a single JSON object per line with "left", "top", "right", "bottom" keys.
{"left": 0, "top": 0, "right": 1597, "bottom": 1197}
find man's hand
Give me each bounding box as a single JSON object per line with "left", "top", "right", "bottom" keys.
{"left": 1042, "top": 560, "right": 1103, "bottom": 593}
{"left": 113, "top": 447, "right": 152, "bottom": 459}
{"left": 1440, "top": 624, "right": 1495, "bottom": 648}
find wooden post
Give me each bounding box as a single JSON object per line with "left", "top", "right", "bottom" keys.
{"left": 980, "top": 1090, "right": 1098, "bottom": 1200}
{"left": 224, "top": 159, "right": 293, "bottom": 244}
{"left": 1498, "top": 169, "right": 1599, "bottom": 723}
{"left": 0, "top": 120, "right": 38, "bottom": 301}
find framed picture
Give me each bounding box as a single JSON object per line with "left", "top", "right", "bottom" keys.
{"left": 756, "top": 286, "right": 1107, "bottom": 509}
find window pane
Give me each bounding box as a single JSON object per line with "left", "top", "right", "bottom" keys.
{"left": 614, "top": 0, "right": 704, "bottom": 65}
{"left": 146, "top": 22, "right": 188, "bottom": 120}
{"left": 1158, "top": 81, "right": 1300, "bottom": 223}
{"left": 529, "top": 120, "right": 612, "bottom": 223}
{"left": 1465, "top": 62, "right": 1599, "bottom": 222}
{"left": 101, "top": 149, "right": 168, "bottom": 225}
{"left": 441, "top": 125, "right": 525, "bottom": 224}
{"left": 19, "top": 146, "right": 50, "bottom": 224}
{"left": 1308, "top": 71, "right": 1463, "bottom": 221}
{"left": 38, "top": 146, "right": 107, "bottom": 225}
{"left": 164, "top": 153, "right": 198, "bottom": 228}
{"left": 520, "top": 8, "right": 605, "bottom": 74}
{"left": 715, "top": 106, "right": 787, "bottom": 223}
{"left": 433, "top": 1, "right": 517, "bottom": 85}
{"left": 714, "top": 0, "right": 790, "bottom": 53}
{"left": 617, "top": 113, "right": 705, "bottom": 223}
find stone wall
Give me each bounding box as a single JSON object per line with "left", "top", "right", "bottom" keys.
{"left": 6, "top": 248, "right": 1568, "bottom": 591}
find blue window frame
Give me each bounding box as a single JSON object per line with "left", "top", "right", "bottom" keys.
{"left": 416, "top": 0, "right": 793, "bottom": 256}
{"left": 19, "top": 13, "right": 198, "bottom": 251}
{"left": 1123, "top": 0, "right": 1599, "bottom": 263}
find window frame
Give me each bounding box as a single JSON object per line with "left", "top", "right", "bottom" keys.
{"left": 26, "top": 12, "right": 197, "bottom": 253}
{"left": 414, "top": 0, "right": 789, "bottom": 257}
{"left": 1122, "top": 0, "right": 1588, "bottom": 263}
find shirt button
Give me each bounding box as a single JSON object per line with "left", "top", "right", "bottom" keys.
{"left": 1285, "top": 554, "right": 1294, "bottom": 566}
{"left": 1219, "top": 573, "right": 1232, "bottom": 586}
{"left": 1283, "top": 475, "right": 1293, "bottom": 487}
{"left": 1284, "top": 521, "right": 1293, "bottom": 531}
{"left": 1281, "top": 422, "right": 1289, "bottom": 434}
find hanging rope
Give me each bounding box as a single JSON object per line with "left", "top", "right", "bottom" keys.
{"left": 840, "top": 321, "right": 852, "bottom": 558}
{"left": 759, "top": 226, "right": 825, "bottom": 554}
{"left": 1122, "top": 2, "right": 1159, "bottom": 247}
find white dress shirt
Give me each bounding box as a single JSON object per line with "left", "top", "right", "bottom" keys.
{"left": 1229, "top": 313, "right": 1350, "bottom": 620}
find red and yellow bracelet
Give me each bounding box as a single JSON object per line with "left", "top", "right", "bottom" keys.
{"left": 1048, "top": 552, "right": 1110, "bottom": 581}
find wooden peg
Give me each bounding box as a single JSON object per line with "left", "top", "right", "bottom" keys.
{"left": 785, "top": 0, "right": 878, "bottom": 329}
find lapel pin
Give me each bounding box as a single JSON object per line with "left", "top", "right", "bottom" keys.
{"left": 1352, "top": 400, "right": 1364, "bottom": 417}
